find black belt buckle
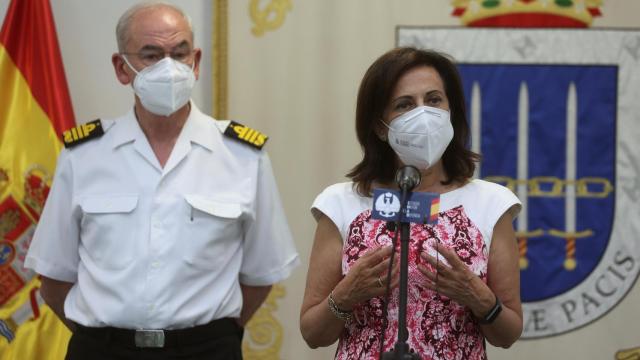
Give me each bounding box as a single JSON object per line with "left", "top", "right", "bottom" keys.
{"left": 134, "top": 329, "right": 165, "bottom": 348}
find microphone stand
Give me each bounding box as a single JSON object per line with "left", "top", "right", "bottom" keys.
{"left": 382, "top": 186, "right": 420, "bottom": 360}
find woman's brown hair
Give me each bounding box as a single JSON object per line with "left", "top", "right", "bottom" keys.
{"left": 347, "top": 47, "right": 480, "bottom": 196}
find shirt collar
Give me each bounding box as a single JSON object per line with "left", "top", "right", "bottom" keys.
{"left": 110, "top": 107, "right": 141, "bottom": 148}
{"left": 109, "top": 102, "right": 215, "bottom": 152}
{"left": 181, "top": 102, "right": 215, "bottom": 152}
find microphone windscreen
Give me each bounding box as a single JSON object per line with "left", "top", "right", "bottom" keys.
{"left": 395, "top": 165, "right": 421, "bottom": 191}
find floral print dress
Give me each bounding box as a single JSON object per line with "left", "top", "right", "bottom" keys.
{"left": 311, "top": 180, "right": 520, "bottom": 360}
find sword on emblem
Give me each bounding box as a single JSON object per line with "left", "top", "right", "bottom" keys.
{"left": 515, "top": 82, "right": 543, "bottom": 269}
{"left": 548, "top": 82, "right": 593, "bottom": 271}
{"left": 471, "top": 81, "right": 481, "bottom": 179}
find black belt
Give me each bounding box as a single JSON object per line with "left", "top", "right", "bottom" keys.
{"left": 74, "top": 318, "right": 242, "bottom": 348}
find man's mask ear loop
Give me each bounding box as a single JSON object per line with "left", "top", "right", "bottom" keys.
{"left": 121, "top": 55, "right": 140, "bottom": 75}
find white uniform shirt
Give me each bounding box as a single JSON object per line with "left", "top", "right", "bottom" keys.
{"left": 25, "top": 103, "right": 299, "bottom": 329}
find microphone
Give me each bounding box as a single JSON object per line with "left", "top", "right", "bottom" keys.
{"left": 395, "top": 165, "right": 421, "bottom": 193}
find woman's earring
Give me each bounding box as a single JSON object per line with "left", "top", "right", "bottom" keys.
{"left": 379, "top": 133, "right": 387, "bottom": 142}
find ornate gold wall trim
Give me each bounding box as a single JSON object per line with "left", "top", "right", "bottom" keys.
{"left": 213, "top": 1, "right": 292, "bottom": 119}
{"left": 249, "top": 0, "right": 292, "bottom": 37}
{"left": 242, "top": 284, "right": 286, "bottom": 358}
{"left": 616, "top": 346, "right": 640, "bottom": 360}
{"left": 213, "top": 0, "right": 228, "bottom": 119}
{"left": 212, "top": 6, "right": 285, "bottom": 354}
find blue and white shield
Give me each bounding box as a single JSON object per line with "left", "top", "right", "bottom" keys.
{"left": 458, "top": 63, "right": 616, "bottom": 303}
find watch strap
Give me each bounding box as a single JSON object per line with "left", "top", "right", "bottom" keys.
{"left": 479, "top": 295, "right": 502, "bottom": 324}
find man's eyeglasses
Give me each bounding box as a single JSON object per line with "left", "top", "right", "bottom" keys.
{"left": 121, "top": 49, "right": 195, "bottom": 67}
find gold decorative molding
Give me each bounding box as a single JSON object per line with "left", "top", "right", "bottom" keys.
{"left": 212, "top": 4, "right": 285, "bottom": 355}
{"left": 213, "top": 0, "right": 292, "bottom": 117}
{"left": 249, "top": 0, "right": 292, "bottom": 37}
{"left": 616, "top": 346, "right": 640, "bottom": 360}
{"left": 213, "top": 0, "right": 228, "bottom": 119}
{"left": 242, "top": 284, "right": 286, "bottom": 359}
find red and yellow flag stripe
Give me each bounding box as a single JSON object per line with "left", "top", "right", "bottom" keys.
{"left": 1, "top": 0, "right": 75, "bottom": 358}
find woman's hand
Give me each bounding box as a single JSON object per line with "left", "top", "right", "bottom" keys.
{"left": 417, "top": 243, "right": 495, "bottom": 317}
{"left": 332, "top": 245, "right": 399, "bottom": 310}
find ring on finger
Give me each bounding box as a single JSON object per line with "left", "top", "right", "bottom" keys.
{"left": 377, "top": 276, "right": 384, "bottom": 288}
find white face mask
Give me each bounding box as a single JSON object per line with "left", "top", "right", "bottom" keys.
{"left": 382, "top": 105, "right": 454, "bottom": 170}
{"left": 123, "top": 56, "right": 196, "bottom": 116}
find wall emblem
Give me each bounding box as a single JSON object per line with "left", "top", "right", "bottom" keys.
{"left": 398, "top": 28, "right": 640, "bottom": 339}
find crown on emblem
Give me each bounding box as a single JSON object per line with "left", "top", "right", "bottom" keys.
{"left": 22, "top": 166, "right": 51, "bottom": 217}
{"left": 451, "top": 0, "right": 603, "bottom": 27}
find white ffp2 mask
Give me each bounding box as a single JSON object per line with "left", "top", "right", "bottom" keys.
{"left": 123, "top": 56, "right": 196, "bottom": 116}
{"left": 382, "top": 106, "right": 454, "bottom": 170}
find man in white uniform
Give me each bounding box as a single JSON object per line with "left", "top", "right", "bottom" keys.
{"left": 24, "top": 3, "right": 299, "bottom": 359}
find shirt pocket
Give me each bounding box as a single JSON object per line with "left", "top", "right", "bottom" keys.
{"left": 79, "top": 195, "right": 138, "bottom": 270}
{"left": 183, "top": 195, "right": 243, "bottom": 270}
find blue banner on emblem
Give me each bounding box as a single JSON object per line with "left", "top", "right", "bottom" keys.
{"left": 371, "top": 189, "right": 439, "bottom": 225}
{"left": 458, "top": 64, "right": 617, "bottom": 302}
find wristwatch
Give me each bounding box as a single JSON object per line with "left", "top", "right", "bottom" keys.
{"left": 478, "top": 295, "right": 502, "bottom": 324}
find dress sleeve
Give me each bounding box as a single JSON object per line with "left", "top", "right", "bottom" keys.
{"left": 239, "top": 152, "right": 300, "bottom": 286}
{"left": 25, "top": 149, "right": 81, "bottom": 282}
{"left": 493, "top": 185, "right": 521, "bottom": 222}
{"left": 310, "top": 183, "right": 348, "bottom": 241}
{"left": 483, "top": 182, "right": 522, "bottom": 246}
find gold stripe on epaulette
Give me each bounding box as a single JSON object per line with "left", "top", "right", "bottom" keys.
{"left": 62, "top": 119, "right": 104, "bottom": 148}
{"left": 224, "top": 121, "right": 268, "bottom": 150}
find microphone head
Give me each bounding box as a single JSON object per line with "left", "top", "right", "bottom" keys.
{"left": 395, "top": 165, "right": 421, "bottom": 191}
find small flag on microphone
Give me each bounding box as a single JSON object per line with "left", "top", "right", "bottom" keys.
{"left": 429, "top": 197, "right": 440, "bottom": 223}
{"left": 371, "top": 189, "right": 440, "bottom": 225}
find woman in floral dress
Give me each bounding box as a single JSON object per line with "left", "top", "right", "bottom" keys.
{"left": 300, "top": 47, "right": 523, "bottom": 359}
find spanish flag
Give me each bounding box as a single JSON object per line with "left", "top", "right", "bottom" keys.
{"left": 0, "top": 0, "right": 75, "bottom": 358}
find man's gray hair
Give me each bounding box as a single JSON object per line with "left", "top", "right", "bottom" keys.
{"left": 116, "top": 2, "right": 193, "bottom": 53}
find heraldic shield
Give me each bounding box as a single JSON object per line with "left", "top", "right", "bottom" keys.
{"left": 457, "top": 64, "right": 617, "bottom": 302}
{"left": 399, "top": 25, "right": 640, "bottom": 339}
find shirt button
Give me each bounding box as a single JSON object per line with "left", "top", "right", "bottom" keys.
{"left": 151, "top": 261, "right": 161, "bottom": 268}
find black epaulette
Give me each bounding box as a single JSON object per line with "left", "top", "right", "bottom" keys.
{"left": 223, "top": 121, "right": 268, "bottom": 150}
{"left": 62, "top": 119, "right": 104, "bottom": 148}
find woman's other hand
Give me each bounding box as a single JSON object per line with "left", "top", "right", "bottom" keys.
{"left": 418, "top": 243, "right": 494, "bottom": 316}
{"left": 332, "top": 245, "right": 399, "bottom": 310}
